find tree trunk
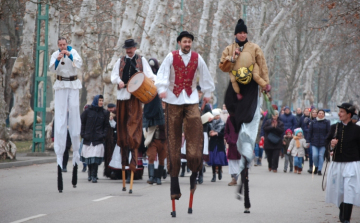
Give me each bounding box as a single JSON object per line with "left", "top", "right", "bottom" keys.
{"left": 9, "top": 1, "right": 38, "bottom": 141}
{"left": 196, "top": 0, "right": 213, "bottom": 54}
{"left": 167, "top": 1, "right": 182, "bottom": 52}
{"left": 0, "top": 46, "right": 9, "bottom": 141}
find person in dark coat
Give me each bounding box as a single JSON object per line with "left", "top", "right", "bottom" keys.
{"left": 280, "top": 106, "right": 296, "bottom": 133}
{"left": 299, "top": 108, "right": 311, "bottom": 160}
{"left": 263, "top": 110, "right": 284, "bottom": 172}
{"left": 208, "top": 109, "right": 228, "bottom": 182}
{"left": 103, "top": 103, "right": 117, "bottom": 179}
{"left": 225, "top": 116, "right": 240, "bottom": 186}
{"left": 295, "top": 108, "right": 303, "bottom": 128}
{"left": 80, "top": 95, "right": 110, "bottom": 183}
{"left": 306, "top": 109, "right": 330, "bottom": 175}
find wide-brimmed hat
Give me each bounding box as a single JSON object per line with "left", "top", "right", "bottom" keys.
{"left": 177, "top": 31, "right": 194, "bottom": 42}
{"left": 122, "top": 39, "right": 137, "bottom": 49}
{"left": 337, "top": 102, "right": 356, "bottom": 115}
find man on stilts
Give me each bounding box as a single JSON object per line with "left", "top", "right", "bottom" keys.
{"left": 219, "top": 19, "right": 270, "bottom": 213}
{"left": 49, "top": 37, "right": 83, "bottom": 193}
{"left": 155, "top": 31, "right": 215, "bottom": 217}
{"left": 111, "top": 39, "right": 155, "bottom": 193}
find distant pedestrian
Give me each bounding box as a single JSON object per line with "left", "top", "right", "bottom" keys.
{"left": 208, "top": 109, "right": 228, "bottom": 182}
{"left": 287, "top": 128, "right": 308, "bottom": 174}
{"left": 299, "top": 108, "right": 311, "bottom": 161}
{"left": 224, "top": 116, "right": 240, "bottom": 186}
{"left": 80, "top": 95, "right": 110, "bottom": 183}
{"left": 306, "top": 109, "right": 330, "bottom": 175}
{"left": 295, "top": 108, "right": 302, "bottom": 127}
{"left": 283, "top": 129, "right": 293, "bottom": 173}
{"left": 263, "top": 110, "right": 284, "bottom": 172}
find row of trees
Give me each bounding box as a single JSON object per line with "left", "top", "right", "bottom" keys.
{"left": 0, "top": 0, "right": 359, "bottom": 141}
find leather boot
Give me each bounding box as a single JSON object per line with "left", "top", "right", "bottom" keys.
{"left": 126, "top": 170, "right": 130, "bottom": 183}
{"left": 92, "top": 164, "right": 98, "bottom": 183}
{"left": 228, "top": 176, "right": 237, "bottom": 186}
{"left": 156, "top": 165, "right": 164, "bottom": 185}
{"left": 180, "top": 162, "right": 186, "bottom": 177}
{"left": 88, "top": 164, "right": 92, "bottom": 181}
{"left": 218, "top": 166, "right": 222, "bottom": 180}
{"left": 343, "top": 203, "right": 353, "bottom": 223}
{"left": 294, "top": 166, "right": 298, "bottom": 174}
{"left": 147, "top": 164, "right": 155, "bottom": 184}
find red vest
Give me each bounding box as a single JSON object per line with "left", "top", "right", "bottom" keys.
{"left": 172, "top": 51, "right": 198, "bottom": 97}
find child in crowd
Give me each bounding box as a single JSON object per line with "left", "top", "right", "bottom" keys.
{"left": 283, "top": 129, "right": 293, "bottom": 173}
{"left": 287, "top": 128, "right": 308, "bottom": 174}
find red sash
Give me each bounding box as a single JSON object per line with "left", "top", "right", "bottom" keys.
{"left": 172, "top": 51, "right": 198, "bottom": 97}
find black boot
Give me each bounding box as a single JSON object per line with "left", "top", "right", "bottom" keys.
{"left": 218, "top": 166, "right": 222, "bottom": 180}
{"left": 126, "top": 170, "right": 130, "bottom": 183}
{"left": 180, "top": 162, "right": 186, "bottom": 177}
{"left": 314, "top": 167, "right": 318, "bottom": 174}
{"left": 88, "top": 164, "right": 92, "bottom": 181}
{"left": 198, "top": 168, "right": 203, "bottom": 184}
{"left": 343, "top": 203, "right": 353, "bottom": 223}
{"left": 82, "top": 164, "right": 87, "bottom": 172}
{"left": 147, "top": 164, "right": 155, "bottom": 184}
{"left": 92, "top": 164, "right": 98, "bottom": 183}
{"left": 211, "top": 166, "right": 216, "bottom": 182}
{"left": 156, "top": 165, "right": 164, "bottom": 185}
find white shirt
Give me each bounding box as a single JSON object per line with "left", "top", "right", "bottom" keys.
{"left": 356, "top": 121, "right": 360, "bottom": 126}
{"left": 49, "top": 48, "right": 83, "bottom": 90}
{"left": 111, "top": 55, "right": 155, "bottom": 100}
{"left": 155, "top": 50, "right": 215, "bottom": 105}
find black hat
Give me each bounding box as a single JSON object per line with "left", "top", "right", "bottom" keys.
{"left": 235, "top": 19, "right": 247, "bottom": 35}
{"left": 177, "top": 31, "right": 194, "bottom": 42}
{"left": 337, "top": 102, "right": 356, "bottom": 115}
{"left": 122, "top": 39, "right": 137, "bottom": 49}
{"left": 107, "top": 103, "right": 116, "bottom": 108}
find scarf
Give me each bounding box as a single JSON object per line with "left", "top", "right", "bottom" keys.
{"left": 235, "top": 38, "right": 248, "bottom": 47}
{"left": 316, "top": 117, "right": 325, "bottom": 121}
{"left": 293, "top": 136, "right": 301, "bottom": 148}
{"left": 210, "top": 118, "right": 225, "bottom": 133}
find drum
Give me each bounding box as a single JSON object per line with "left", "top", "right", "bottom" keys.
{"left": 127, "top": 72, "right": 157, "bottom": 104}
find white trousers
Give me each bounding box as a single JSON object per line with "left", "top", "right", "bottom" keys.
{"left": 54, "top": 88, "right": 81, "bottom": 168}
{"left": 236, "top": 94, "right": 261, "bottom": 174}
{"left": 325, "top": 161, "right": 360, "bottom": 207}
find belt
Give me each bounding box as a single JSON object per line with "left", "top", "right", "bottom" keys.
{"left": 56, "top": 75, "right": 78, "bottom": 81}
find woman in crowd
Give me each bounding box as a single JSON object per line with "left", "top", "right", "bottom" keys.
{"left": 306, "top": 109, "right": 330, "bottom": 175}
{"left": 263, "top": 110, "right": 284, "bottom": 172}
{"left": 208, "top": 109, "right": 228, "bottom": 182}
{"left": 80, "top": 95, "right": 110, "bottom": 183}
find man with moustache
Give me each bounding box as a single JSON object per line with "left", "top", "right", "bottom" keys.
{"left": 155, "top": 31, "right": 215, "bottom": 216}
{"left": 326, "top": 103, "right": 360, "bottom": 223}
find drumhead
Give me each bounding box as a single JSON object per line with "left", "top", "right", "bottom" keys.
{"left": 127, "top": 72, "right": 145, "bottom": 92}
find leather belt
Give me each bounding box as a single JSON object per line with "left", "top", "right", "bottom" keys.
{"left": 56, "top": 75, "right": 78, "bottom": 81}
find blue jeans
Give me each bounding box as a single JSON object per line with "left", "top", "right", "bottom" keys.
{"left": 312, "top": 146, "right": 325, "bottom": 171}
{"left": 294, "top": 156, "right": 303, "bottom": 168}
{"left": 308, "top": 144, "right": 313, "bottom": 168}
{"left": 254, "top": 144, "right": 264, "bottom": 158}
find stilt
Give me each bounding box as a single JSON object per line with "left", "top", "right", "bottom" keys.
{"left": 72, "top": 163, "right": 78, "bottom": 188}
{"left": 57, "top": 165, "right": 63, "bottom": 193}
{"left": 171, "top": 199, "right": 176, "bottom": 217}
{"left": 129, "top": 171, "right": 134, "bottom": 194}
{"left": 188, "top": 193, "right": 193, "bottom": 214}
{"left": 122, "top": 166, "right": 126, "bottom": 191}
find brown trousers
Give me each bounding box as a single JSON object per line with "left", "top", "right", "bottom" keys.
{"left": 165, "top": 103, "right": 203, "bottom": 177}
{"left": 116, "top": 95, "right": 142, "bottom": 172}
{"left": 147, "top": 139, "right": 167, "bottom": 165}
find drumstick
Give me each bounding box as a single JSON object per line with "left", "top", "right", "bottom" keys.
{"left": 122, "top": 167, "right": 126, "bottom": 191}
{"left": 129, "top": 171, "right": 134, "bottom": 194}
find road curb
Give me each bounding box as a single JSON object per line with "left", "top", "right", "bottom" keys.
{"left": 0, "top": 158, "right": 57, "bottom": 169}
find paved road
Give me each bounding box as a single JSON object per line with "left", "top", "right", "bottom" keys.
{"left": 1, "top": 158, "right": 359, "bottom": 223}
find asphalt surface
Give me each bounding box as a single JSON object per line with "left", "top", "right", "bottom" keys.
{"left": 0, "top": 158, "right": 359, "bottom": 223}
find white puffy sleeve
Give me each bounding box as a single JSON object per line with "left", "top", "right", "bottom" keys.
{"left": 155, "top": 52, "right": 173, "bottom": 94}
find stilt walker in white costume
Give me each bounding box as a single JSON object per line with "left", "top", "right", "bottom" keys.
{"left": 326, "top": 103, "right": 360, "bottom": 223}
{"left": 219, "top": 19, "right": 270, "bottom": 213}
{"left": 49, "top": 37, "right": 83, "bottom": 193}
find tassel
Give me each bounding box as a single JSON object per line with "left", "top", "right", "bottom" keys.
{"left": 72, "top": 163, "right": 78, "bottom": 188}
{"left": 57, "top": 165, "right": 63, "bottom": 193}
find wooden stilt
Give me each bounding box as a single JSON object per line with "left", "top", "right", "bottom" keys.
{"left": 122, "top": 166, "right": 126, "bottom": 191}
{"left": 129, "top": 171, "right": 134, "bottom": 194}
{"left": 188, "top": 193, "right": 193, "bottom": 214}
{"left": 171, "top": 199, "right": 176, "bottom": 217}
